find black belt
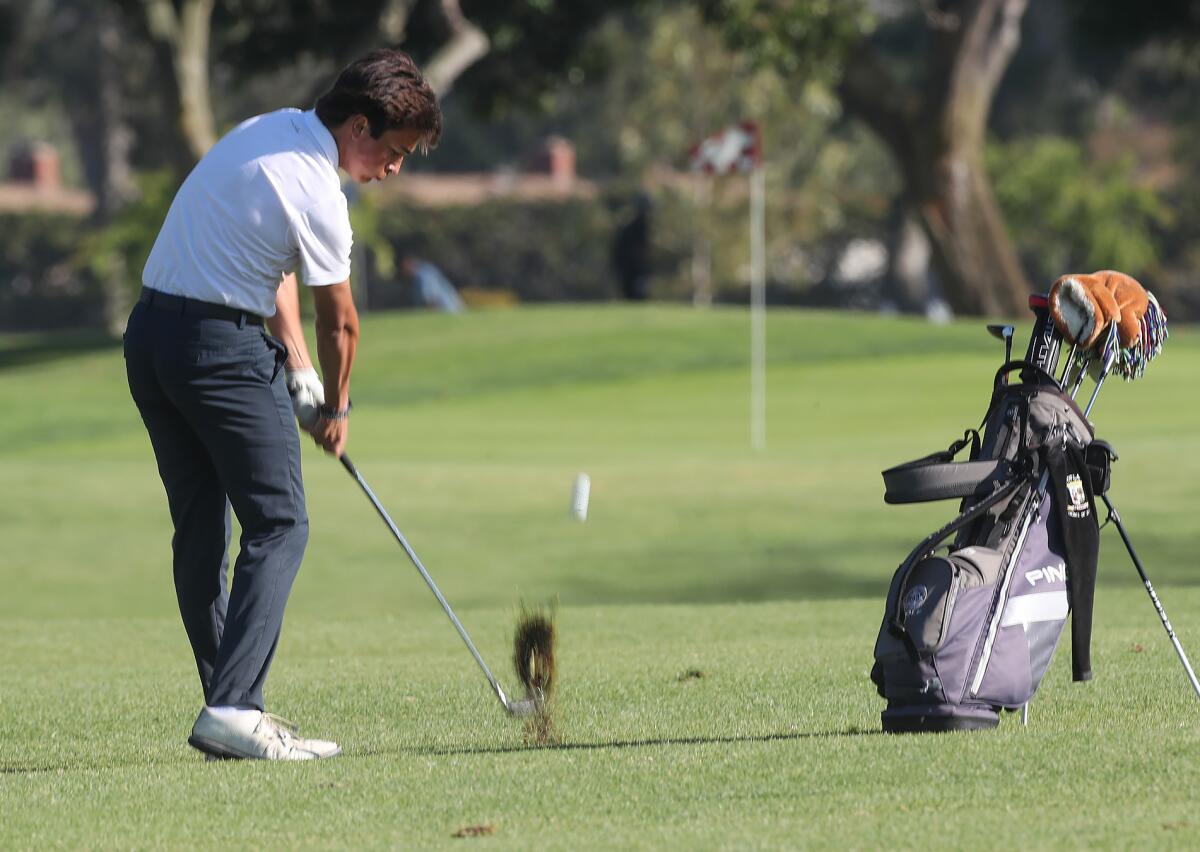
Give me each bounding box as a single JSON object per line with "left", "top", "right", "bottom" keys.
{"left": 139, "top": 287, "right": 263, "bottom": 327}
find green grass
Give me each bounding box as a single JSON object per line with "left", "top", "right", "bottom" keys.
{"left": 3, "top": 305, "right": 1199, "bottom": 849}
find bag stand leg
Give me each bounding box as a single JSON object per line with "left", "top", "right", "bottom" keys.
{"left": 1101, "top": 493, "right": 1200, "bottom": 701}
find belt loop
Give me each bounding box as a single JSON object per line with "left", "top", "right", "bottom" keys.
{"left": 236, "top": 312, "right": 246, "bottom": 329}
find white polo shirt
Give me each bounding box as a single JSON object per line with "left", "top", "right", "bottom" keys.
{"left": 143, "top": 109, "right": 352, "bottom": 317}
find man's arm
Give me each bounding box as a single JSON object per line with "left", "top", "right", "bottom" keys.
{"left": 267, "top": 273, "right": 315, "bottom": 370}
{"left": 310, "top": 280, "right": 359, "bottom": 457}
{"left": 270, "top": 273, "right": 325, "bottom": 430}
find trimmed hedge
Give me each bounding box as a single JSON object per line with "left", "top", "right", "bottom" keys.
{"left": 365, "top": 196, "right": 624, "bottom": 305}
{"left": 0, "top": 213, "right": 103, "bottom": 331}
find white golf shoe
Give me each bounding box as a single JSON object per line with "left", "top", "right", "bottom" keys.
{"left": 189, "top": 707, "right": 341, "bottom": 761}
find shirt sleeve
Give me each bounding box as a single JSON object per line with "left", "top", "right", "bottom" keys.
{"left": 293, "top": 195, "right": 353, "bottom": 286}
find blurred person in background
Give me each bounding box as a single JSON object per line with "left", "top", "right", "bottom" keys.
{"left": 401, "top": 253, "right": 465, "bottom": 313}
{"left": 611, "top": 191, "right": 652, "bottom": 301}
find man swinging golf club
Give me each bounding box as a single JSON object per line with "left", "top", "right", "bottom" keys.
{"left": 123, "top": 49, "right": 441, "bottom": 760}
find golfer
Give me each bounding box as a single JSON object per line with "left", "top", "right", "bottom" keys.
{"left": 123, "top": 49, "right": 441, "bottom": 760}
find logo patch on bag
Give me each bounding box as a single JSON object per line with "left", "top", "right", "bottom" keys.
{"left": 1066, "top": 473, "right": 1090, "bottom": 519}
{"left": 903, "top": 585, "right": 929, "bottom": 616}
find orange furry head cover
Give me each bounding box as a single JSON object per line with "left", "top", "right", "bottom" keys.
{"left": 1048, "top": 270, "right": 1167, "bottom": 380}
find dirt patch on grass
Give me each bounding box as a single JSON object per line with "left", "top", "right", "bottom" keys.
{"left": 452, "top": 824, "right": 496, "bottom": 838}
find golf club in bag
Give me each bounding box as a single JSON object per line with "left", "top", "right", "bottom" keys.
{"left": 871, "top": 277, "right": 1195, "bottom": 733}
{"left": 338, "top": 454, "right": 541, "bottom": 717}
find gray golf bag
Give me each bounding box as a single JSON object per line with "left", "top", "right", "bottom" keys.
{"left": 871, "top": 299, "right": 1107, "bottom": 732}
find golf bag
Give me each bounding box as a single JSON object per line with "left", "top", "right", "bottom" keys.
{"left": 870, "top": 306, "right": 1109, "bottom": 733}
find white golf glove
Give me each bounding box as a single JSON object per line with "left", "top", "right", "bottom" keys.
{"left": 285, "top": 367, "right": 325, "bottom": 429}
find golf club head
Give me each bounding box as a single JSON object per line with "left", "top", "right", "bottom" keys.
{"left": 500, "top": 686, "right": 546, "bottom": 717}
{"left": 986, "top": 324, "right": 1015, "bottom": 342}
{"left": 492, "top": 682, "right": 545, "bottom": 717}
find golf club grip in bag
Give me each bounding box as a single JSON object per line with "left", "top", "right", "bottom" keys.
{"left": 871, "top": 360, "right": 1102, "bottom": 733}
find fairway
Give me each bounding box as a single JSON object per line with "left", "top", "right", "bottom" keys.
{"left": 3, "top": 305, "right": 1199, "bottom": 849}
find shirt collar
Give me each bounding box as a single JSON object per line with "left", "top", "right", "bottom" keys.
{"left": 302, "top": 109, "right": 340, "bottom": 170}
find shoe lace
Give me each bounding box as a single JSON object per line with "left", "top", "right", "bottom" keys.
{"left": 259, "top": 713, "right": 300, "bottom": 746}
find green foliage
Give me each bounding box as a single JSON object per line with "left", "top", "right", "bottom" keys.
{"left": 0, "top": 213, "right": 98, "bottom": 331}
{"left": 988, "top": 136, "right": 1172, "bottom": 282}
{"left": 77, "top": 170, "right": 178, "bottom": 301}
{"left": 698, "top": 0, "right": 873, "bottom": 82}
{"left": 369, "top": 196, "right": 618, "bottom": 302}
{"left": 348, "top": 191, "right": 396, "bottom": 280}
{"left": 411, "top": 5, "right": 896, "bottom": 302}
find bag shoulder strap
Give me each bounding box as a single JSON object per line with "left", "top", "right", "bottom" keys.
{"left": 883, "top": 429, "right": 1015, "bottom": 504}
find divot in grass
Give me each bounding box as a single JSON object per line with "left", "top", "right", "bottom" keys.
{"left": 451, "top": 824, "right": 496, "bottom": 838}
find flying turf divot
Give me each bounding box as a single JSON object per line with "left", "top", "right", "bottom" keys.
{"left": 513, "top": 604, "right": 558, "bottom": 745}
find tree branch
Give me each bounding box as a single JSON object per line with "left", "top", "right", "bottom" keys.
{"left": 980, "top": 0, "right": 1027, "bottom": 96}
{"left": 931, "top": 0, "right": 1027, "bottom": 151}
{"left": 421, "top": 0, "right": 490, "bottom": 97}
{"left": 135, "top": 0, "right": 215, "bottom": 164}
{"left": 175, "top": 0, "right": 216, "bottom": 158}
{"left": 140, "top": 0, "right": 178, "bottom": 44}
{"left": 947, "top": 0, "right": 1027, "bottom": 103}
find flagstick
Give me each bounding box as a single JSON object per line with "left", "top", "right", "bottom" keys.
{"left": 692, "top": 176, "right": 712, "bottom": 307}
{"left": 750, "top": 165, "right": 766, "bottom": 452}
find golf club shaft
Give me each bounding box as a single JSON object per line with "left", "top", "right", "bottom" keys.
{"left": 1081, "top": 350, "right": 1116, "bottom": 417}
{"left": 338, "top": 453, "right": 511, "bottom": 706}
{"left": 1100, "top": 494, "right": 1200, "bottom": 701}
{"left": 1059, "top": 343, "right": 1078, "bottom": 386}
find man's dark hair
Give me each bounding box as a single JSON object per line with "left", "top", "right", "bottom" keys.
{"left": 315, "top": 49, "right": 441, "bottom": 149}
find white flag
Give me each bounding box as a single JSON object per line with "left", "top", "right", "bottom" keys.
{"left": 688, "top": 121, "right": 761, "bottom": 175}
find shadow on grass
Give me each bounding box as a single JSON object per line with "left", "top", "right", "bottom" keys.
{"left": 0, "top": 727, "right": 882, "bottom": 774}
{"left": 0, "top": 329, "right": 118, "bottom": 372}
{"left": 386, "top": 726, "right": 883, "bottom": 758}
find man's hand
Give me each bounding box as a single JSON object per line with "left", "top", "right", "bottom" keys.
{"left": 309, "top": 413, "right": 348, "bottom": 457}
{"left": 285, "top": 367, "right": 325, "bottom": 429}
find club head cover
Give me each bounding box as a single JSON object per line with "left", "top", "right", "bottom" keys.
{"left": 1091, "top": 270, "right": 1168, "bottom": 380}
{"left": 1052, "top": 270, "right": 1168, "bottom": 381}
{"left": 1049, "top": 273, "right": 1120, "bottom": 349}
{"left": 1092, "top": 270, "right": 1150, "bottom": 349}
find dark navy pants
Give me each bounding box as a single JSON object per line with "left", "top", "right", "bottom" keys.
{"left": 123, "top": 291, "right": 308, "bottom": 711}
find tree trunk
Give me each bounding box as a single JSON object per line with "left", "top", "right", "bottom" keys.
{"left": 174, "top": 0, "right": 217, "bottom": 160}
{"left": 95, "top": 6, "right": 140, "bottom": 335}
{"left": 910, "top": 147, "right": 1029, "bottom": 316}
{"left": 66, "top": 4, "right": 140, "bottom": 334}
{"left": 838, "top": 0, "right": 1031, "bottom": 317}
{"left": 135, "top": 0, "right": 216, "bottom": 169}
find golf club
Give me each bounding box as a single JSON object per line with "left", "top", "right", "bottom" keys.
{"left": 1060, "top": 333, "right": 1198, "bottom": 702}
{"left": 987, "top": 324, "right": 1015, "bottom": 384}
{"left": 1099, "top": 494, "right": 1200, "bottom": 701}
{"left": 338, "top": 453, "right": 541, "bottom": 717}
{"left": 1058, "top": 342, "right": 1078, "bottom": 386}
